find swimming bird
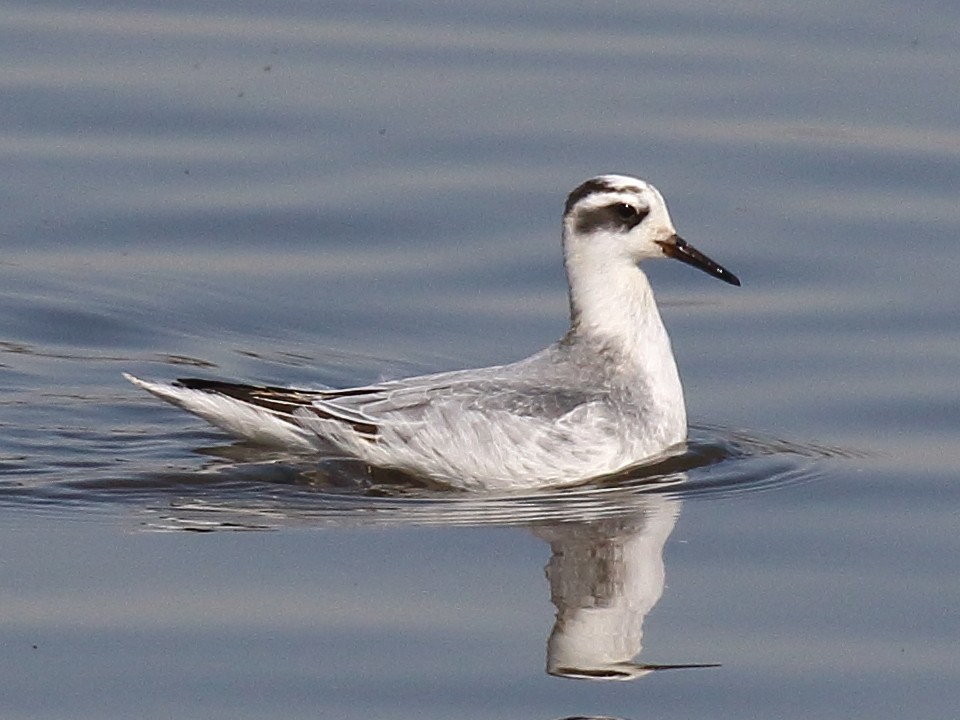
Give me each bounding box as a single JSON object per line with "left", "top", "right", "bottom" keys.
{"left": 126, "top": 174, "right": 739, "bottom": 490}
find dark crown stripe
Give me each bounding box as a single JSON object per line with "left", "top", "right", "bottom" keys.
{"left": 564, "top": 177, "right": 646, "bottom": 216}
{"left": 564, "top": 178, "right": 617, "bottom": 215}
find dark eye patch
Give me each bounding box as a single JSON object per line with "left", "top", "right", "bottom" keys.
{"left": 574, "top": 202, "right": 649, "bottom": 234}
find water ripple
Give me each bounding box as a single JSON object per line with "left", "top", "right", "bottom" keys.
{"left": 0, "top": 424, "right": 862, "bottom": 531}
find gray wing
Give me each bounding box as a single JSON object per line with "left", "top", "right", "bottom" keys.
{"left": 311, "top": 346, "right": 611, "bottom": 430}
{"left": 175, "top": 343, "right": 609, "bottom": 436}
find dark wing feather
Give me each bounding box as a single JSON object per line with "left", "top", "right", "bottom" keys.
{"left": 175, "top": 378, "right": 382, "bottom": 437}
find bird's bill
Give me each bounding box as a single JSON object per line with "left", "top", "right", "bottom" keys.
{"left": 656, "top": 235, "right": 741, "bottom": 286}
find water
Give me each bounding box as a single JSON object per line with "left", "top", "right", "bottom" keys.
{"left": 2, "top": 1, "right": 959, "bottom": 717}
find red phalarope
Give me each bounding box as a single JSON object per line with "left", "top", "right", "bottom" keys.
{"left": 126, "top": 174, "right": 739, "bottom": 490}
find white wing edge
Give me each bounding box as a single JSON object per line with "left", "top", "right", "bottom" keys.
{"left": 123, "top": 373, "right": 321, "bottom": 450}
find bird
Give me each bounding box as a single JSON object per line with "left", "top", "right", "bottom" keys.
{"left": 126, "top": 174, "right": 739, "bottom": 491}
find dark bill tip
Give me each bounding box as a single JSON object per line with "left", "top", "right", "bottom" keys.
{"left": 656, "top": 235, "right": 741, "bottom": 287}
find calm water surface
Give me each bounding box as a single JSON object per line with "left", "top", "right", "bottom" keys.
{"left": 2, "top": 1, "right": 959, "bottom": 718}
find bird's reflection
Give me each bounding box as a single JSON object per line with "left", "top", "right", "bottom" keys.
{"left": 140, "top": 456, "right": 720, "bottom": 680}
{"left": 535, "top": 493, "right": 718, "bottom": 680}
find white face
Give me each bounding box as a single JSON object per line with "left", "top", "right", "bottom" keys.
{"left": 562, "top": 175, "right": 678, "bottom": 264}
{"left": 562, "top": 174, "right": 740, "bottom": 286}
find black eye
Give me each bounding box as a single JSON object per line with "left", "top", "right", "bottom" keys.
{"left": 613, "top": 203, "right": 648, "bottom": 224}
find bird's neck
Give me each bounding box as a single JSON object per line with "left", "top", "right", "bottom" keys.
{"left": 565, "top": 252, "right": 685, "bottom": 422}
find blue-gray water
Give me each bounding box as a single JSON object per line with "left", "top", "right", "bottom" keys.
{"left": 2, "top": 1, "right": 959, "bottom": 718}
